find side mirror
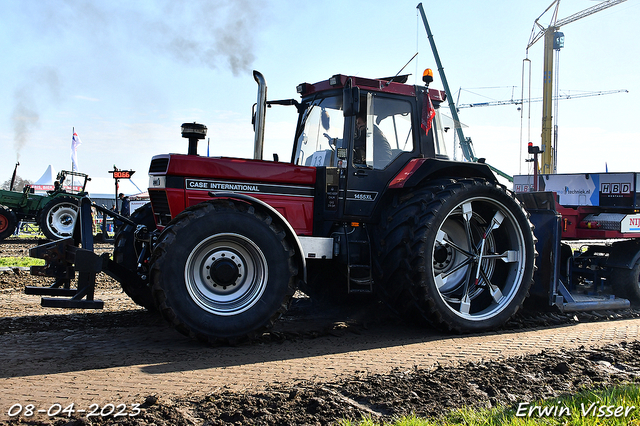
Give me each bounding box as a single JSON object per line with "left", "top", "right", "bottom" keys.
{"left": 343, "top": 86, "right": 360, "bottom": 117}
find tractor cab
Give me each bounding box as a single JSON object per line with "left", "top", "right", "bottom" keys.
{"left": 293, "top": 73, "right": 449, "bottom": 168}
{"left": 292, "top": 73, "right": 449, "bottom": 219}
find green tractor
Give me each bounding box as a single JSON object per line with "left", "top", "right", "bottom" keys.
{"left": 0, "top": 170, "right": 90, "bottom": 241}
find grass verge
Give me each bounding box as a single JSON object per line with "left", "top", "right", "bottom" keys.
{"left": 340, "top": 384, "right": 640, "bottom": 425}
{"left": 0, "top": 257, "right": 45, "bottom": 267}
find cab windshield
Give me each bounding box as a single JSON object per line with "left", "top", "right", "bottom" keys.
{"left": 294, "top": 96, "right": 344, "bottom": 167}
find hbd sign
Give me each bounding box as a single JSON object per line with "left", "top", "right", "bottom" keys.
{"left": 601, "top": 183, "right": 631, "bottom": 194}
{"left": 599, "top": 173, "right": 635, "bottom": 208}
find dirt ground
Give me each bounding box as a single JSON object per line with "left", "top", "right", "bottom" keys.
{"left": 2, "top": 237, "right": 640, "bottom": 425}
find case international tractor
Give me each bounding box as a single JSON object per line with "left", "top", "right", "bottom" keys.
{"left": 25, "top": 1, "right": 640, "bottom": 343}
{"left": 27, "top": 69, "right": 542, "bottom": 344}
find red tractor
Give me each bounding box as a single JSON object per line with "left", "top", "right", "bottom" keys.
{"left": 30, "top": 70, "right": 537, "bottom": 344}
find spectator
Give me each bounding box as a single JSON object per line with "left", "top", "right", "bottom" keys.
{"left": 119, "top": 193, "right": 130, "bottom": 218}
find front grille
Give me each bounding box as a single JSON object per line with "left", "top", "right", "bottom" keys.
{"left": 148, "top": 190, "right": 171, "bottom": 226}
{"left": 149, "top": 158, "right": 169, "bottom": 173}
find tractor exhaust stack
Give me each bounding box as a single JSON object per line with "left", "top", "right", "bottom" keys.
{"left": 253, "top": 70, "right": 267, "bottom": 160}
{"left": 9, "top": 162, "right": 19, "bottom": 191}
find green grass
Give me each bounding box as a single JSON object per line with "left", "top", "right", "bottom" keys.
{"left": 14, "top": 232, "right": 44, "bottom": 239}
{"left": 340, "top": 384, "right": 640, "bottom": 426}
{"left": 0, "top": 257, "right": 45, "bottom": 267}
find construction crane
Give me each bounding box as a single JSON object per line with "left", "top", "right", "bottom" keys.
{"left": 526, "top": 0, "right": 627, "bottom": 175}
{"left": 458, "top": 89, "right": 628, "bottom": 109}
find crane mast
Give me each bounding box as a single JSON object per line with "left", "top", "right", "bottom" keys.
{"left": 526, "top": 0, "right": 627, "bottom": 174}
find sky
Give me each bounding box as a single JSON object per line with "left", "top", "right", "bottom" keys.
{"left": 1, "top": 0, "right": 639, "bottom": 193}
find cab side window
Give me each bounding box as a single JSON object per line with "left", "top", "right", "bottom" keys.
{"left": 353, "top": 96, "right": 413, "bottom": 170}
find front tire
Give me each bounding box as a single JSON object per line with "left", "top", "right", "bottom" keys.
{"left": 150, "top": 200, "right": 298, "bottom": 344}
{"left": 38, "top": 196, "right": 79, "bottom": 240}
{"left": 0, "top": 207, "right": 17, "bottom": 240}
{"left": 373, "top": 179, "right": 536, "bottom": 333}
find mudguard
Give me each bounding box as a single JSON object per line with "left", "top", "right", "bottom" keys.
{"left": 388, "top": 158, "right": 497, "bottom": 189}
{"left": 208, "top": 191, "right": 307, "bottom": 282}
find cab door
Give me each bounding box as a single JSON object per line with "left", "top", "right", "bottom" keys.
{"left": 343, "top": 94, "right": 416, "bottom": 218}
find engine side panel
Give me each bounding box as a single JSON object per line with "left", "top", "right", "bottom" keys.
{"left": 148, "top": 155, "right": 317, "bottom": 235}
{"left": 161, "top": 154, "right": 316, "bottom": 185}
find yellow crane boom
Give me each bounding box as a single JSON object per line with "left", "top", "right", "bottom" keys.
{"left": 526, "top": 0, "right": 627, "bottom": 174}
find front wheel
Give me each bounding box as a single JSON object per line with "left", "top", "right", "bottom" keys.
{"left": 0, "top": 207, "right": 17, "bottom": 240}
{"left": 150, "top": 200, "right": 298, "bottom": 344}
{"left": 373, "top": 179, "right": 536, "bottom": 333}
{"left": 38, "top": 196, "right": 79, "bottom": 240}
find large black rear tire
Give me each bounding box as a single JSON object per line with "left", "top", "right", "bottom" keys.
{"left": 113, "top": 203, "right": 157, "bottom": 310}
{"left": 38, "top": 196, "right": 79, "bottom": 240}
{"left": 611, "top": 257, "right": 640, "bottom": 304}
{"left": 150, "top": 200, "right": 298, "bottom": 344}
{"left": 0, "top": 207, "right": 17, "bottom": 241}
{"left": 373, "top": 179, "right": 536, "bottom": 333}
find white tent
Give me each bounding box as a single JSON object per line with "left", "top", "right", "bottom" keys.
{"left": 31, "top": 165, "right": 87, "bottom": 194}
{"left": 32, "top": 165, "right": 57, "bottom": 192}
{"left": 85, "top": 177, "right": 146, "bottom": 199}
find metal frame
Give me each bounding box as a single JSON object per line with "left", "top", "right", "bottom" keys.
{"left": 26, "top": 197, "right": 139, "bottom": 309}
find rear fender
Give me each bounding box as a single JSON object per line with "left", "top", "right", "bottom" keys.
{"left": 388, "top": 158, "right": 497, "bottom": 190}
{"left": 208, "top": 191, "right": 307, "bottom": 282}
{"left": 369, "top": 158, "right": 499, "bottom": 227}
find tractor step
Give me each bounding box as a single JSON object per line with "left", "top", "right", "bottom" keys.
{"left": 348, "top": 282, "right": 374, "bottom": 293}
{"left": 345, "top": 226, "right": 374, "bottom": 294}
{"left": 347, "top": 265, "right": 373, "bottom": 293}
